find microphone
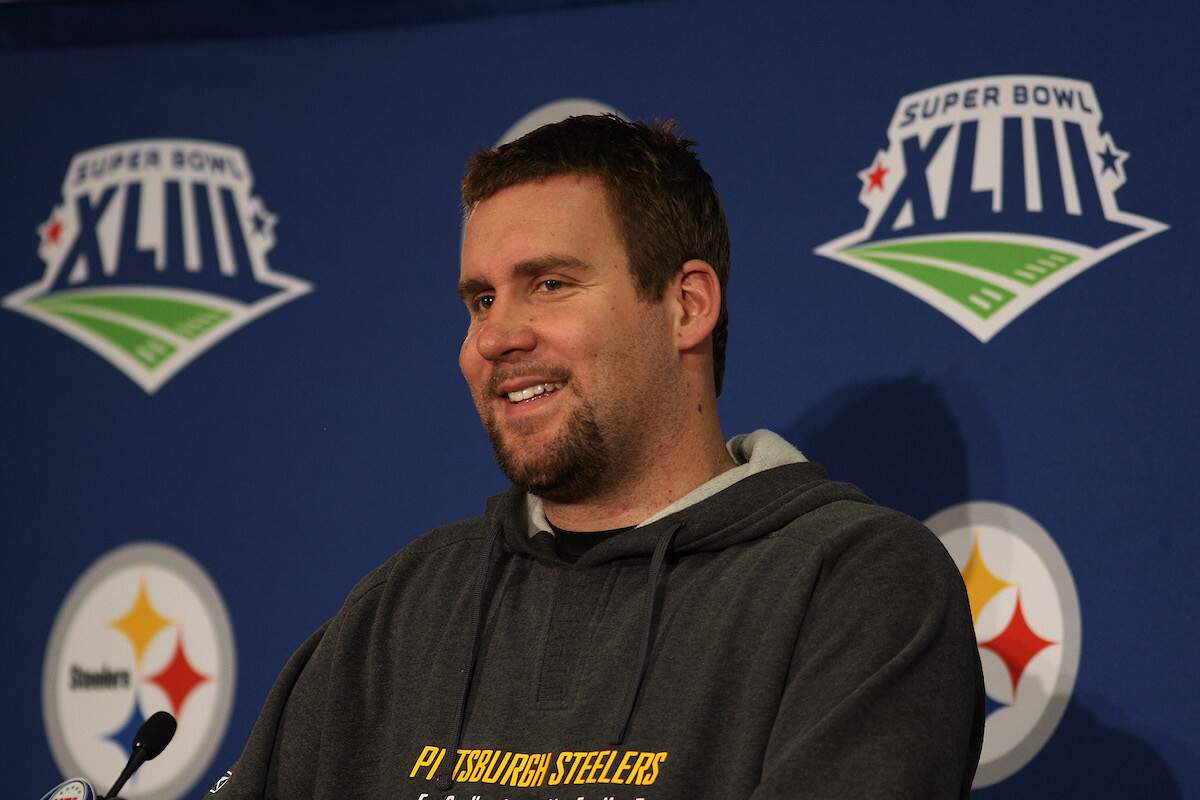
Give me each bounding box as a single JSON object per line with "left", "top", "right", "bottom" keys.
{"left": 102, "top": 711, "right": 177, "bottom": 800}
{"left": 38, "top": 778, "right": 96, "bottom": 800}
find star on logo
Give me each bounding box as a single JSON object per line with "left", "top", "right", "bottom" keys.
{"left": 105, "top": 693, "right": 147, "bottom": 759}
{"left": 247, "top": 197, "right": 277, "bottom": 240}
{"left": 979, "top": 592, "right": 1057, "bottom": 699}
{"left": 39, "top": 217, "right": 64, "bottom": 247}
{"left": 146, "top": 632, "right": 211, "bottom": 716}
{"left": 1097, "top": 143, "right": 1121, "bottom": 174}
{"left": 108, "top": 577, "right": 174, "bottom": 667}
{"left": 864, "top": 161, "right": 888, "bottom": 192}
{"left": 1094, "top": 134, "right": 1129, "bottom": 180}
{"left": 960, "top": 535, "right": 1015, "bottom": 625}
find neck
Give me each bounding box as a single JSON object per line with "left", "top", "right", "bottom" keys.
{"left": 541, "top": 399, "right": 736, "bottom": 532}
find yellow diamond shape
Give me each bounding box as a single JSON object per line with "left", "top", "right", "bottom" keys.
{"left": 960, "top": 535, "right": 1014, "bottom": 626}
{"left": 108, "top": 576, "right": 173, "bottom": 667}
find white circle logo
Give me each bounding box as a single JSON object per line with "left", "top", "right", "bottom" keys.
{"left": 42, "top": 543, "right": 236, "bottom": 799}
{"left": 928, "top": 502, "right": 1082, "bottom": 788}
{"left": 494, "top": 98, "right": 624, "bottom": 146}
{"left": 461, "top": 98, "right": 625, "bottom": 251}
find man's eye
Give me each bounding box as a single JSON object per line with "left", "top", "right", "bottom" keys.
{"left": 541, "top": 279, "right": 563, "bottom": 292}
{"left": 474, "top": 295, "right": 494, "bottom": 311}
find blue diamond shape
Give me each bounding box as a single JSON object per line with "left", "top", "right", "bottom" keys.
{"left": 984, "top": 690, "right": 1009, "bottom": 719}
{"left": 104, "top": 691, "right": 145, "bottom": 760}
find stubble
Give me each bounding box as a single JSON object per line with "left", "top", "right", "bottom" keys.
{"left": 483, "top": 391, "right": 611, "bottom": 503}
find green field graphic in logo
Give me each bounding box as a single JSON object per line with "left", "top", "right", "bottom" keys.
{"left": 816, "top": 76, "right": 1166, "bottom": 341}
{"left": 5, "top": 139, "right": 311, "bottom": 393}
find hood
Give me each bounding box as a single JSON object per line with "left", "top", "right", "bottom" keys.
{"left": 486, "top": 429, "right": 873, "bottom": 567}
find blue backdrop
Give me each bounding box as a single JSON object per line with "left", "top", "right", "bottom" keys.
{"left": 2, "top": 0, "right": 1196, "bottom": 796}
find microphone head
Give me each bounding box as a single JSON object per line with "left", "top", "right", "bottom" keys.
{"left": 134, "top": 711, "right": 177, "bottom": 760}
{"left": 38, "top": 778, "right": 96, "bottom": 800}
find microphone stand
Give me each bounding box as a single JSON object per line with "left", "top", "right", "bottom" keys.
{"left": 103, "top": 747, "right": 148, "bottom": 800}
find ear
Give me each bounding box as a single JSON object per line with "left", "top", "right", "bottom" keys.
{"left": 670, "top": 259, "right": 721, "bottom": 352}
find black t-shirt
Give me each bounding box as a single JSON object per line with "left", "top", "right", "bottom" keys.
{"left": 547, "top": 521, "right": 634, "bottom": 563}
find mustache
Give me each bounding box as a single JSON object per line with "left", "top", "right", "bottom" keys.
{"left": 486, "top": 364, "right": 572, "bottom": 395}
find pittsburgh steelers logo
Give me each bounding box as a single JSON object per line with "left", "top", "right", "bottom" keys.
{"left": 42, "top": 543, "right": 236, "bottom": 799}
{"left": 928, "top": 501, "right": 1082, "bottom": 787}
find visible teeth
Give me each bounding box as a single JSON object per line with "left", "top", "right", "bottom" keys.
{"left": 507, "top": 382, "right": 565, "bottom": 402}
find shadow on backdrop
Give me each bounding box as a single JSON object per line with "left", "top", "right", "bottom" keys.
{"left": 781, "top": 373, "right": 981, "bottom": 521}
{"left": 972, "top": 694, "right": 1183, "bottom": 798}
{"left": 783, "top": 376, "right": 1185, "bottom": 796}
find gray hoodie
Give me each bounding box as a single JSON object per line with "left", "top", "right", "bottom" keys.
{"left": 208, "top": 432, "right": 983, "bottom": 798}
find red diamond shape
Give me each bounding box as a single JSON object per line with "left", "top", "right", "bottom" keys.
{"left": 145, "top": 632, "right": 211, "bottom": 717}
{"left": 979, "top": 591, "right": 1057, "bottom": 700}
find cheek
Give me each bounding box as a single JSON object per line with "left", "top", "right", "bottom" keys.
{"left": 458, "top": 333, "right": 471, "bottom": 364}
{"left": 542, "top": 316, "right": 593, "bottom": 359}
{"left": 459, "top": 335, "right": 483, "bottom": 385}
{"left": 587, "top": 317, "right": 659, "bottom": 382}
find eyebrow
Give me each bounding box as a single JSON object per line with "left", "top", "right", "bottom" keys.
{"left": 457, "top": 255, "right": 593, "bottom": 302}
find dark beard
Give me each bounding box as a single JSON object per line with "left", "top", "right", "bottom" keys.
{"left": 485, "top": 397, "right": 610, "bottom": 503}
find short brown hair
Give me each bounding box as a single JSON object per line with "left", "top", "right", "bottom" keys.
{"left": 461, "top": 114, "right": 732, "bottom": 396}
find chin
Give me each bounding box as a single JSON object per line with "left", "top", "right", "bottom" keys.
{"left": 494, "top": 436, "right": 565, "bottom": 481}
{"left": 487, "top": 408, "right": 607, "bottom": 500}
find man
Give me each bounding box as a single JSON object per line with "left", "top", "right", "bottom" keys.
{"left": 212, "top": 115, "right": 983, "bottom": 798}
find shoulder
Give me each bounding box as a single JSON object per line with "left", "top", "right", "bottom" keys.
{"left": 339, "top": 514, "right": 489, "bottom": 611}
{"left": 771, "top": 498, "right": 978, "bottom": 681}
{"left": 771, "top": 496, "right": 966, "bottom": 611}
{"left": 784, "top": 494, "right": 953, "bottom": 565}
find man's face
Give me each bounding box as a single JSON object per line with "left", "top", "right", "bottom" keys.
{"left": 458, "top": 173, "right": 679, "bottom": 502}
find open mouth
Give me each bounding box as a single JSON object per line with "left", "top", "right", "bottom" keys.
{"left": 505, "top": 381, "right": 566, "bottom": 404}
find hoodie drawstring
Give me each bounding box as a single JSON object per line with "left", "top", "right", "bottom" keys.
{"left": 437, "top": 523, "right": 503, "bottom": 790}
{"left": 609, "top": 522, "right": 681, "bottom": 745}
{"left": 436, "top": 518, "right": 681, "bottom": 784}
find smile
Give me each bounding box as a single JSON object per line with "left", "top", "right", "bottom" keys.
{"left": 506, "top": 382, "right": 566, "bottom": 403}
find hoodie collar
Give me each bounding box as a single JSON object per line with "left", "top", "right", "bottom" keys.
{"left": 524, "top": 429, "right": 807, "bottom": 537}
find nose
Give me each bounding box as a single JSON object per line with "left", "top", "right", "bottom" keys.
{"left": 474, "top": 303, "right": 537, "bottom": 362}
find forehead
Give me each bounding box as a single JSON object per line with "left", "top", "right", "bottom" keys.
{"left": 459, "top": 173, "right": 623, "bottom": 279}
